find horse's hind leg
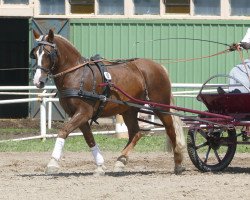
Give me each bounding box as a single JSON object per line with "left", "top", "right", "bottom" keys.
{"left": 114, "top": 109, "right": 142, "bottom": 172}
{"left": 156, "top": 112, "right": 186, "bottom": 174}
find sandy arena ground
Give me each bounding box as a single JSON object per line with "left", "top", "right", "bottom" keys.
{"left": 0, "top": 151, "right": 249, "bottom": 200}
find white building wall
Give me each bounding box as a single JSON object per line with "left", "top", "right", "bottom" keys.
{"left": 0, "top": 0, "right": 250, "bottom": 20}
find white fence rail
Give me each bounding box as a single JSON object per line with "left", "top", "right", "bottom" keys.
{"left": 0, "top": 84, "right": 203, "bottom": 141}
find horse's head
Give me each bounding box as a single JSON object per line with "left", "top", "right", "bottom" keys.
{"left": 30, "top": 29, "right": 58, "bottom": 88}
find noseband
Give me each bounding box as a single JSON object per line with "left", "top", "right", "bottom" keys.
{"left": 30, "top": 36, "right": 58, "bottom": 74}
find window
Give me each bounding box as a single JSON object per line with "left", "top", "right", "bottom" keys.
{"left": 3, "top": 0, "right": 29, "bottom": 4}
{"left": 39, "top": 0, "right": 65, "bottom": 15}
{"left": 98, "top": 0, "right": 124, "bottom": 15}
{"left": 231, "top": 0, "right": 250, "bottom": 16}
{"left": 164, "top": 0, "right": 190, "bottom": 14}
{"left": 194, "top": 0, "right": 220, "bottom": 16}
{"left": 134, "top": 0, "right": 160, "bottom": 15}
{"left": 69, "top": 0, "right": 94, "bottom": 14}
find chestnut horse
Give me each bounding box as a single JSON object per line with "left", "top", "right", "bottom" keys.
{"left": 30, "top": 29, "right": 185, "bottom": 175}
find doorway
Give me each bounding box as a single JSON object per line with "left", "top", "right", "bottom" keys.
{"left": 0, "top": 18, "right": 29, "bottom": 118}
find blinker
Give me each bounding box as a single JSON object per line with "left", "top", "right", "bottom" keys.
{"left": 29, "top": 48, "right": 36, "bottom": 59}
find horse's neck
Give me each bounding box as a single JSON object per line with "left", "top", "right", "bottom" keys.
{"left": 56, "top": 38, "right": 83, "bottom": 71}
{"left": 53, "top": 38, "right": 84, "bottom": 90}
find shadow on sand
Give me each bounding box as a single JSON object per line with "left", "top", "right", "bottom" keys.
{"left": 19, "top": 170, "right": 172, "bottom": 178}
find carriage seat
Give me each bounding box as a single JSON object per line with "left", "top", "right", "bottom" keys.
{"left": 217, "top": 87, "right": 241, "bottom": 94}
{"left": 198, "top": 92, "right": 250, "bottom": 120}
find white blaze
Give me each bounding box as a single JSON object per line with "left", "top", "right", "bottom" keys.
{"left": 37, "top": 48, "right": 44, "bottom": 67}
{"left": 33, "top": 48, "right": 45, "bottom": 86}
{"left": 33, "top": 68, "right": 42, "bottom": 86}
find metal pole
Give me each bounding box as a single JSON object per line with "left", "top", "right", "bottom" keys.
{"left": 115, "top": 114, "right": 128, "bottom": 138}
{"left": 40, "top": 98, "right": 47, "bottom": 141}
{"left": 48, "top": 97, "right": 52, "bottom": 129}
{"left": 151, "top": 114, "right": 155, "bottom": 123}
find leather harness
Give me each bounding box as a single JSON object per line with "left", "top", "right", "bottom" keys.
{"left": 57, "top": 54, "right": 112, "bottom": 125}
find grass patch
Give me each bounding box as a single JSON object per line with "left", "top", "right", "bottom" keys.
{"left": 0, "top": 134, "right": 167, "bottom": 153}
{"left": 0, "top": 133, "right": 249, "bottom": 153}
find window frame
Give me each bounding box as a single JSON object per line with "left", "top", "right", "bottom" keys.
{"left": 133, "top": 0, "right": 161, "bottom": 15}
{"left": 38, "top": 0, "right": 66, "bottom": 16}
{"left": 0, "top": 0, "right": 246, "bottom": 20}
{"left": 192, "top": 0, "right": 221, "bottom": 16}
{"left": 164, "top": 0, "right": 190, "bottom": 15}
{"left": 0, "top": 0, "right": 33, "bottom": 17}
{"left": 0, "top": 0, "right": 30, "bottom": 5}
{"left": 98, "top": 0, "right": 125, "bottom": 15}
{"left": 68, "top": 0, "right": 95, "bottom": 15}
{"left": 230, "top": 0, "right": 250, "bottom": 17}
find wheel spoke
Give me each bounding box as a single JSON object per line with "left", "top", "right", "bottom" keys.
{"left": 214, "top": 149, "right": 222, "bottom": 163}
{"left": 195, "top": 141, "right": 208, "bottom": 150}
{"left": 198, "top": 130, "right": 207, "bottom": 139}
{"left": 204, "top": 146, "right": 211, "bottom": 164}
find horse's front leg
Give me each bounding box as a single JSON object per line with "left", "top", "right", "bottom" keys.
{"left": 45, "top": 111, "right": 89, "bottom": 175}
{"left": 79, "top": 123, "right": 106, "bottom": 176}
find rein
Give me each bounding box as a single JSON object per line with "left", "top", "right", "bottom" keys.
{"left": 51, "top": 61, "right": 89, "bottom": 78}
{"left": 51, "top": 59, "right": 105, "bottom": 78}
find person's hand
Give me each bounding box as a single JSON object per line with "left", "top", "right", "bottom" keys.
{"left": 229, "top": 43, "right": 241, "bottom": 51}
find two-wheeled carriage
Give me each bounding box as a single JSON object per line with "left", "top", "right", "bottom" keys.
{"left": 185, "top": 74, "right": 250, "bottom": 172}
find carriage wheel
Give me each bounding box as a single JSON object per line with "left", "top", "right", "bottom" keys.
{"left": 187, "top": 128, "right": 237, "bottom": 172}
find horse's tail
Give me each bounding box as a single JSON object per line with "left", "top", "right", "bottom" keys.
{"left": 160, "top": 66, "right": 185, "bottom": 152}
{"left": 165, "top": 96, "right": 186, "bottom": 153}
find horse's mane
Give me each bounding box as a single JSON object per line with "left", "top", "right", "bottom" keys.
{"left": 55, "top": 34, "right": 82, "bottom": 55}
{"left": 55, "top": 34, "right": 74, "bottom": 47}
{"left": 54, "top": 35, "right": 140, "bottom": 64}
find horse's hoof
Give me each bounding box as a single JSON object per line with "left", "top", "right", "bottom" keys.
{"left": 93, "top": 165, "right": 106, "bottom": 176}
{"left": 174, "top": 165, "right": 185, "bottom": 175}
{"left": 114, "top": 160, "right": 125, "bottom": 172}
{"left": 45, "top": 158, "right": 59, "bottom": 175}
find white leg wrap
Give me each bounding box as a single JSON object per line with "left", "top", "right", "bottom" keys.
{"left": 91, "top": 144, "right": 104, "bottom": 166}
{"left": 51, "top": 138, "right": 65, "bottom": 161}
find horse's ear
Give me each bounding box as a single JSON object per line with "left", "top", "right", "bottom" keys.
{"left": 33, "top": 30, "right": 40, "bottom": 40}
{"left": 47, "top": 29, "right": 54, "bottom": 43}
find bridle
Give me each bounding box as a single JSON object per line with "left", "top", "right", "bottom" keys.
{"left": 30, "top": 35, "right": 91, "bottom": 79}
{"left": 30, "top": 36, "right": 58, "bottom": 75}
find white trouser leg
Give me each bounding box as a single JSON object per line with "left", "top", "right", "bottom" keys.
{"left": 51, "top": 138, "right": 65, "bottom": 161}
{"left": 91, "top": 144, "right": 104, "bottom": 166}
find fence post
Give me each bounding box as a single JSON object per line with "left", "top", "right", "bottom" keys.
{"left": 48, "top": 96, "right": 52, "bottom": 129}
{"left": 115, "top": 114, "right": 128, "bottom": 138}
{"left": 40, "top": 97, "right": 47, "bottom": 141}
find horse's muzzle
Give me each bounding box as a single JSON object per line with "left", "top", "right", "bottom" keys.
{"left": 33, "top": 76, "right": 47, "bottom": 88}
{"left": 35, "top": 81, "right": 45, "bottom": 89}
{"left": 33, "top": 68, "right": 48, "bottom": 88}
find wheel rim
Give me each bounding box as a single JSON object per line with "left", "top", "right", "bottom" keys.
{"left": 188, "top": 128, "right": 236, "bottom": 170}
